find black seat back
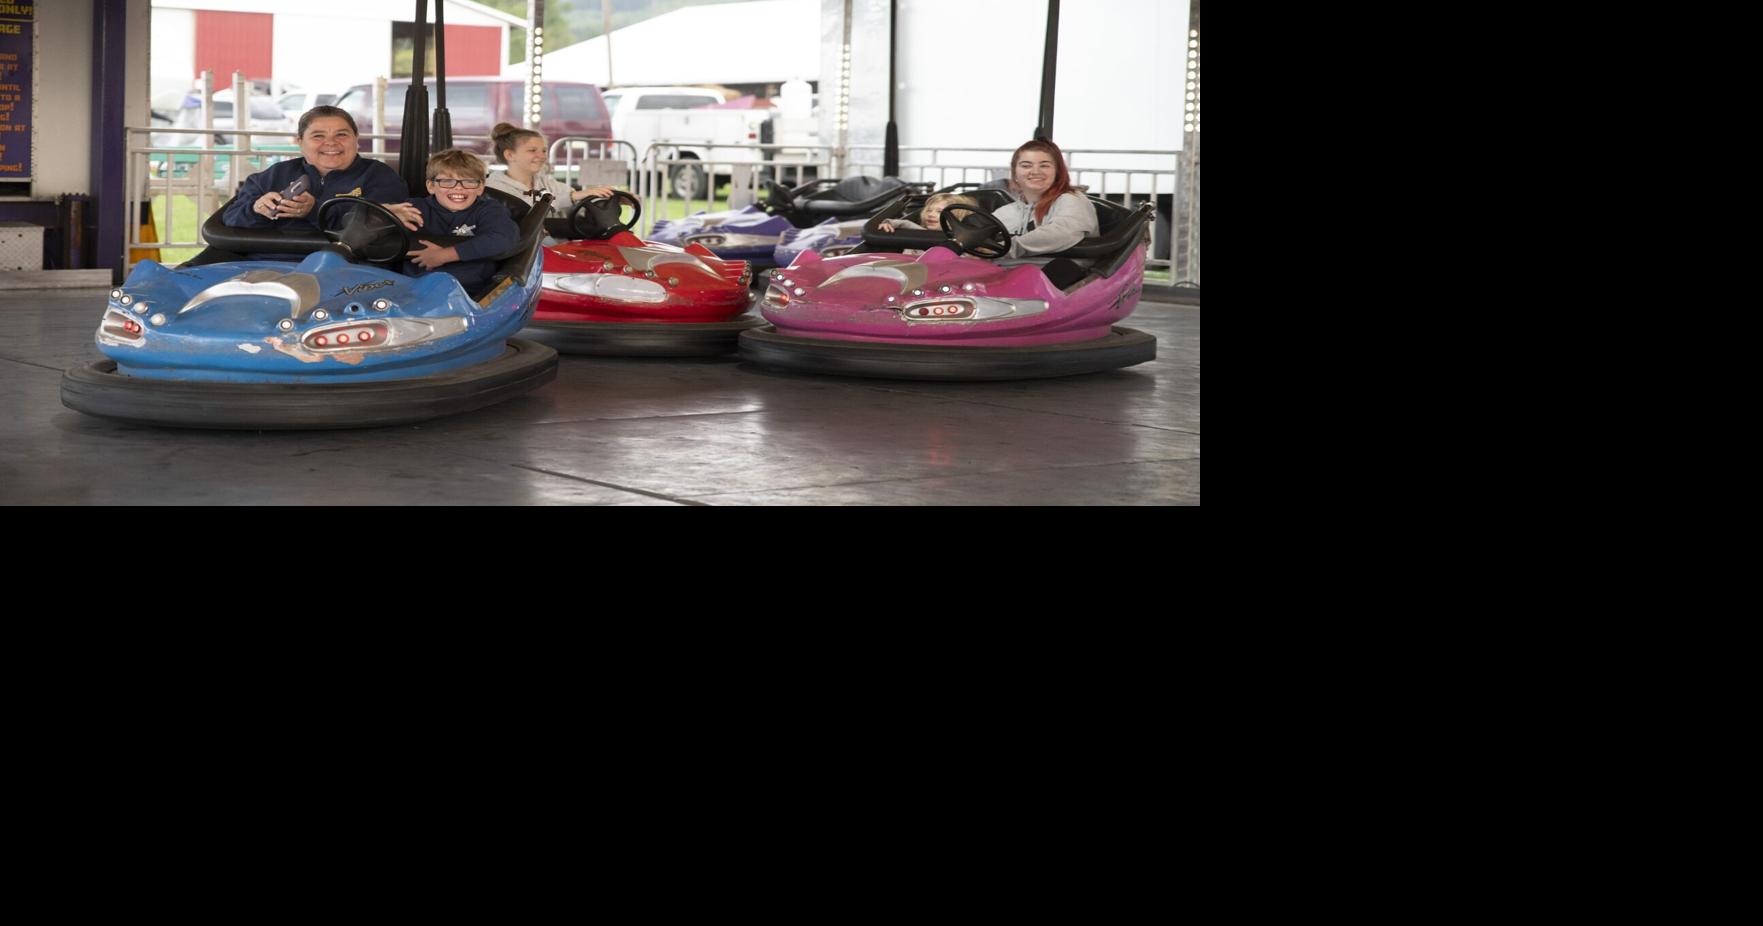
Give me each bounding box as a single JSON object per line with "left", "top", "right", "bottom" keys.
{"left": 199, "top": 192, "right": 329, "bottom": 255}
{"left": 799, "top": 176, "right": 912, "bottom": 216}
{"left": 1057, "top": 197, "right": 1151, "bottom": 259}
{"left": 1094, "top": 199, "right": 1126, "bottom": 237}
{"left": 478, "top": 191, "right": 554, "bottom": 300}
{"left": 827, "top": 175, "right": 904, "bottom": 202}
{"left": 484, "top": 187, "right": 532, "bottom": 221}
{"left": 956, "top": 189, "right": 1016, "bottom": 213}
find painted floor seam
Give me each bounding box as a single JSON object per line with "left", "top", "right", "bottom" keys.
{"left": 508, "top": 463, "right": 707, "bottom": 505}
{"left": 0, "top": 355, "right": 70, "bottom": 373}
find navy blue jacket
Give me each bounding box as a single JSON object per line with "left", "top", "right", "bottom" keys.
{"left": 222, "top": 156, "right": 409, "bottom": 261}
{"left": 401, "top": 196, "right": 520, "bottom": 291}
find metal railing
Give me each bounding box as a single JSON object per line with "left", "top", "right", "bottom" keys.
{"left": 637, "top": 142, "right": 835, "bottom": 235}
{"left": 126, "top": 127, "right": 308, "bottom": 268}
{"left": 122, "top": 130, "right": 1198, "bottom": 292}
{"left": 123, "top": 128, "right": 512, "bottom": 272}
{"left": 630, "top": 142, "right": 1198, "bottom": 290}
{"left": 548, "top": 137, "right": 643, "bottom": 187}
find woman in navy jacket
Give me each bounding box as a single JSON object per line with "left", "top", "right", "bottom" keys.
{"left": 216, "top": 106, "right": 416, "bottom": 259}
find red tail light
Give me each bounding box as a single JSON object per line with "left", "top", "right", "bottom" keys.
{"left": 305, "top": 323, "right": 388, "bottom": 350}
{"left": 906, "top": 300, "right": 975, "bottom": 320}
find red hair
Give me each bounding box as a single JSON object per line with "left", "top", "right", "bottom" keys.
{"left": 1010, "top": 139, "right": 1074, "bottom": 223}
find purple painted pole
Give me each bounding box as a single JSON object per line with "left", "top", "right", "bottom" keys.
{"left": 91, "top": 0, "right": 129, "bottom": 280}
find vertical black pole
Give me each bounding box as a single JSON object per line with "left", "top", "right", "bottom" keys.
{"left": 412, "top": 0, "right": 428, "bottom": 88}
{"left": 1035, "top": 0, "right": 1059, "bottom": 141}
{"left": 399, "top": 0, "right": 433, "bottom": 196}
{"left": 433, "top": 0, "right": 453, "bottom": 149}
{"left": 883, "top": 0, "right": 898, "bottom": 177}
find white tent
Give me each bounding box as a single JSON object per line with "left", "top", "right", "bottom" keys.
{"left": 508, "top": 0, "right": 819, "bottom": 87}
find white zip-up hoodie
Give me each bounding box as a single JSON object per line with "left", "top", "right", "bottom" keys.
{"left": 994, "top": 191, "right": 1098, "bottom": 258}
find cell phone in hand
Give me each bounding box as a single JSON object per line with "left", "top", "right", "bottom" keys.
{"left": 274, "top": 175, "right": 310, "bottom": 218}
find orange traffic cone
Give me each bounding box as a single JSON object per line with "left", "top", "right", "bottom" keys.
{"left": 130, "top": 201, "right": 162, "bottom": 264}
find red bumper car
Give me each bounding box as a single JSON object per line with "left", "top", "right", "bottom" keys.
{"left": 525, "top": 192, "right": 761, "bottom": 356}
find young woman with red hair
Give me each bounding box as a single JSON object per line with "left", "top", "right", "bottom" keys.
{"left": 993, "top": 139, "right": 1098, "bottom": 259}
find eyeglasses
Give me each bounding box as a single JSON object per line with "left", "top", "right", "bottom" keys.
{"left": 431, "top": 178, "right": 484, "bottom": 189}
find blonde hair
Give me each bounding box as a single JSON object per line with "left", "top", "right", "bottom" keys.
{"left": 920, "top": 193, "right": 979, "bottom": 221}
{"left": 426, "top": 149, "right": 488, "bottom": 182}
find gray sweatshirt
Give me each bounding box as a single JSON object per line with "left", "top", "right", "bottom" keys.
{"left": 993, "top": 191, "right": 1098, "bottom": 258}
{"left": 487, "top": 169, "right": 574, "bottom": 217}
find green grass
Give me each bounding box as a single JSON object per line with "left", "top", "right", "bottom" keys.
{"left": 142, "top": 194, "right": 204, "bottom": 265}
{"left": 137, "top": 149, "right": 295, "bottom": 266}
{"left": 641, "top": 182, "right": 739, "bottom": 228}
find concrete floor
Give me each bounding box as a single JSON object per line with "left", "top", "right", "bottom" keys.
{"left": 0, "top": 288, "right": 1199, "bottom": 505}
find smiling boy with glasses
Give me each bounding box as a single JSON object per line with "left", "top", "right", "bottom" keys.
{"left": 403, "top": 149, "right": 520, "bottom": 291}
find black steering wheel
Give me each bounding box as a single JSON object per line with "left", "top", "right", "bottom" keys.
{"left": 568, "top": 190, "right": 642, "bottom": 239}
{"left": 315, "top": 197, "right": 416, "bottom": 263}
{"left": 761, "top": 180, "right": 796, "bottom": 215}
{"left": 940, "top": 204, "right": 1013, "bottom": 259}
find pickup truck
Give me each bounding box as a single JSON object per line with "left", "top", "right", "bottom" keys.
{"left": 605, "top": 86, "right": 816, "bottom": 199}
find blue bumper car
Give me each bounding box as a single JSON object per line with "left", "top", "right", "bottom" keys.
{"left": 61, "top": 192, "right": 559, "bottom": 429}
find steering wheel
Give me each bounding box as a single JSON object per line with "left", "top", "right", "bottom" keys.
{"left": 761, "top": 179, "right": 796, "bottom": 215}
{"left": 315, "top": 197, "right": 416, "bottom": 263}
{"left": 940, "top": 204, "right": 1013, "bottom": 259}
{"left": 568, "top": 190, "right": 642, "bottom": 239}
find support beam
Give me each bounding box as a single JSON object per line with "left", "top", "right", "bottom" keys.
{"left": 883, "top": 0, "right": 897, "bottom": 176}
{"left": 90, "top": 0, "right": 130, "bottom": 282}
{"left": 602, "top": 0, "right": 614, "bottom": 88}
{"left": 1035, "top": 0, "right": 1059, "bottom": 141}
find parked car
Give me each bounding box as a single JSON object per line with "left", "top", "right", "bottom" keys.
{"left": 276, "top": 87, "right": 352, "bottom": 117}
{"left": 152, "top": 89, "right": 298, "bottom": 150}
{"left": 600, "top": 86, "right": 726, "bottom": 122}
{"left": 334, "top": 78, "right": 612, "bottom": 156}
{"left": 149, "top": 91, "right": 184, "bottom": 127}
